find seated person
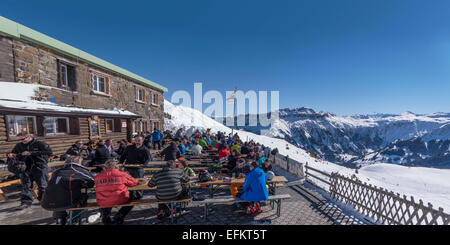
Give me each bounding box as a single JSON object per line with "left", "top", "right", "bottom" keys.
{"left": 245, "top": 149, "right": 257, "bottom": 161}
{"left": 256, "top": 153, "right": 267, "bottom": 166}
{"left": 230, "top": 142, "right": 241, "bottom": 154}
{"left": 148, "top": 161, "right": 190, "bottom": 218}
{"left": 41, "top": 155, "right": 95, "bottom": 225}
{"left": 240, "top": 161, "right": 269, "bottom": 214}
{"left": 89, "top": 141, "right": 111, "bottom": 167}
{"left": 218, "top": 145, "right": 231, "bottom": 162}
{"left": 159, "top": 142, "right": 181, "bottom": 161}
{"left": 198, "top": 136, "right": 208, "bottom": 149}
{"left": 178, "top": 140, "right": 187, "bottom": 154}
{"left": 262, "top": 158, "right": 273, "bottom": 172}
{"left": 94, "top": 159, "right": 138, "bottom": 225}
{"left": 61, "top": 140, "right": 89, "bottom": 161}
{"left": 190, "top": 141, "right": 203, "bottom": 155}
{"left": 114, "top": 140, "right": 127, "bottom": 156}
{"left": 227, "top": 150, "right": 241, "bottom": 170}
{"left": 229, "top": 159, "right": 245, "bottom": 178}
{"left": 179, "top": 159, "right": 196, "bottom": 177}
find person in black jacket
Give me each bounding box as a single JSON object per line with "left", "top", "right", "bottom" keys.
{"left": 143, "top": 132, "right": 152, "bottom": 149}
{"left": 61, "top": 140, "right": 90, "bottom": 161}
{"left": 89, "top": 141, "right": 111, "bottom": 167}
{"left": 158, "top": 141, "right": 180, "bottom": 161}
{"left": 41, "top": 154, "right": 95, "bottom": 225}
{"left": 114, "top": 140, "right": 127, "bottom": 156}
{"left": 118, "top": 134, "right": 152, "bottom": 223}
{"left": 7, "top": 133, "right": 52, "bottom": 209}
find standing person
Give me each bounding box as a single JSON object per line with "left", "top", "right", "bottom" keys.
{"left": 175, "top": 128, "right": 184, "bottom": 141}
{"left": 41, "top": 155, "right": 94, "bottom": 225}
{"left": 95, "top": 159, "right": 139, "bottom": 225}
{"left": 119, "top": 134, "right": 152, "bottom": 222}
{"left": 152, "top": 128, "right": 164, "bottom": 150}
{"left": 240, "top": 161, "right": 269, "bottom": 214}
{"left": 147, "top": 161, "right": 190, "bottom": 218}
{"left": 8, "top": 133, "right": 52, "bottom": 209}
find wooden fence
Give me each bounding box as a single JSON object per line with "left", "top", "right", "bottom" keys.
{"left": 272, "top": 155, "right": 450, "bottom": 225}
{"left": 329, "top": 172, "right": 450, "bottom": 225}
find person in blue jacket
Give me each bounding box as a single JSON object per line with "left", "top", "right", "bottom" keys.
{"left": 152, "top": 128, "right": 164, "bottom": 150}
{"left": 178, "top": 140, "right": 186, "bottom": 154}
{"left": 227, "top": 137, "right": 234, "bottom": 146}
{"left": 240, "top": 161, "right": 268, "bottom": 214}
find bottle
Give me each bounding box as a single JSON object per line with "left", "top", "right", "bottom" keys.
{"left": 88, "top": 212, "right": 101, "bottom": 223}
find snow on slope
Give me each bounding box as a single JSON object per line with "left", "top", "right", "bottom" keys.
{"left": 164, "top": 100, "right": 450, "bottom": 212}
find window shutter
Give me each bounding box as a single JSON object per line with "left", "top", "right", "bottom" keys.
{"left": 69, "top": 117, "right": 80, "bottom": 135}
{"left": 106, "top": 77, "right": 110, "bottom": 94}
{"left": 91, "top": 74, "right": 95, "bottom": 90}
{"left": 36, "top": 116, "right": 45, "bottom": 137}
{"left": 56, "top": 61, "right": 62, "bottom": 88}
{"left": 68, "top": 66, "right": 77, "bottom": 91}
{"left": 114, "top": 118, "right": 121, "bottom": 132}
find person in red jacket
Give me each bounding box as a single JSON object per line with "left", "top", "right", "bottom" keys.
{"left": 94, "top": 159, "right": 138, "bottom": 225}
{"left": 218, "top": 146, "right": 231, "bottom": 163}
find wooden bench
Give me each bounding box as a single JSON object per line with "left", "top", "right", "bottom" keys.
{"left": 0, "top": 179, "right": 21, "bottom": 201}
{"left": 193, "top": 194, "right": 291, "bottom": 219}
{"left": 66, "top": 197, "right": 192, "bottom": 225}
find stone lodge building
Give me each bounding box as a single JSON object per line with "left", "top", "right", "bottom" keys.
{"left": 0, "top": 16, "right": 167, "bottom": 159}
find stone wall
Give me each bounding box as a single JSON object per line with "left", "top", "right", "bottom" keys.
{"left": 0, "top": 37, "right": 14, "bottom": 82}
{"left": 0, "top": 35, "right": 165, "bottom": 127}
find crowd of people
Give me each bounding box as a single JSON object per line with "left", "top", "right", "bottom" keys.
{"left": 5, "top": 127, "right": 278, "bottom": 225}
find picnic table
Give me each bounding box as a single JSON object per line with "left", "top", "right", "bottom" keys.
{"left": 201, "top": 175, "right": 288, "bottom": 198}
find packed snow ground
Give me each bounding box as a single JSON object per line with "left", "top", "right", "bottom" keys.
{"left": 164, "top": 100, "right": 450, "bottom": 212}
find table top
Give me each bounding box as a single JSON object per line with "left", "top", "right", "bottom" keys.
{"left": 201, "top": 175, "right": 288, "bottom": 185}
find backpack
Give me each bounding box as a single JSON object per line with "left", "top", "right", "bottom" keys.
{"left": 208, "top": 163, "right": 223, "bottom": 173}
{"left": 7, "top": 156, "right": 27, "bottom": 174}
{"left": 198, "top": 170, "right": 213, "bottom": 182}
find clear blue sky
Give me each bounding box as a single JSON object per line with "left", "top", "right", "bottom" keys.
{"left": 2, "top": 0, "right": 450, "bottom": 115}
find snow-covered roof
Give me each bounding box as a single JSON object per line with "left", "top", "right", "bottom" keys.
{"left": 0, "top": 82, "right": 137, "bottom": 117}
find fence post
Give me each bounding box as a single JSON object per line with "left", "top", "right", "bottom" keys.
{"left": 285, "top": 155, "right": 289, "bottom": 173}
{"left": 305, "top": 162, "right": 308, "bottom": 181}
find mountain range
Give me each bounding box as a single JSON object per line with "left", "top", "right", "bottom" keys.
{"left": 218, "top": 109, "right": 450, "bottom": 168}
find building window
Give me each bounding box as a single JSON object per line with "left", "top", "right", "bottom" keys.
{"left": 92, "top": 73, "right": 109, "bottom": 94}
{"left": 134, "top": 121, "right": 139, "bottom": 134}
{"left": 58, "top": 61, "right": 76, "bottom": 90}
{"left": 152, "top": 92, "right": 158, "bottom": 105}
{"left": 7, "top": 115, "right": 36, "bottom": 137}
{"left": 152, "top": 121, "right": 160, "bottom": 131}
{"left": 136, "top": 87, "right": 145, "bottom": 102}
{"left": 105, "top": 119, "right": 114, "bottom": 133}
{"left": 44, "top": 117, "right": 69, "bottom": 135}
{"left": 143, "top": 121, "right": 148, "bottom": 133}
{"left": 89, "top": 118, "right": 101, "bottom": 138}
